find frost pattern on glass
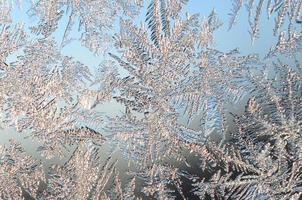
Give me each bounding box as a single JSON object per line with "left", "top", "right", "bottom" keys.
{"left": 0, "top": 140, "right": 45, "bottom": 199}
{"left": 229, "top": 0, "right": 302, "bottom": 51}
{"left": 188, "top": 64, "right": 302, "bottom": 199}
{"left": 27, "top": 0, "right": 144, "bottom": 54}
{"left": 0, "top": 0, "right": 301, "bottom": 199}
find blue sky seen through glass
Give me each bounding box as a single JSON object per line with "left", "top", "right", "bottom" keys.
{"left": 10, "top": 1, "right": 277, "bottom": 68}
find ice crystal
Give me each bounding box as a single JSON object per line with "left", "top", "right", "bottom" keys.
{"left": 27, "top": 0, "right": 143, "bottom": 54}
{"left": 0, "top": 24, "right": 25, "bottom": 64}
{"left": 107, "top": 2, "right": 261, "bottom": 168}
{"left": 179, "top": 63, "right": 302, "bottom": 199}
{"left": 42, "top": 142, "right": 116, "bottom": 199}
{"left": 0, "top": 0, "right": 13, "bottom": 24}
{"left": 229, "top": 0, "right": 302, "bottom": 46}
{"left": 0, "top": 140, "right": 45, "bottom": 199}
{"left": 0, "top": 38, "right": 108, "bottom": 158}
{"left": 0, "top": 0, "right": 301, "bottom": 199}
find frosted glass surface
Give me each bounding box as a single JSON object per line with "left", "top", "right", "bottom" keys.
{"left": 0, "top": 1, "right": 301, "bottom": 199}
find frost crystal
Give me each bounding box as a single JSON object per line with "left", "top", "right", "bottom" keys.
{"left": 229, "top": 0, "right": 302, "bottom": 47}
{"left": 188, "top": 64, "right": 302, "bottom": 199}
{"left": 0, "top": 0, "right": 301, "bottom": 199}
{"left": 28, "top": 0, "right": 143, "bottom": 54}
{"left": 0, "top": 140, "right": 45, "bottom": 199}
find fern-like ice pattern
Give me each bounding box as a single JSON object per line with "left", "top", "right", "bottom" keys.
{"left": 0, "top": 0, "right": 301, "bottom": 199}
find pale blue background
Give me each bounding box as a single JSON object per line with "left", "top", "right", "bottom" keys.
{"left": 10, "top": 0, "right": 277, "bottom": 68}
